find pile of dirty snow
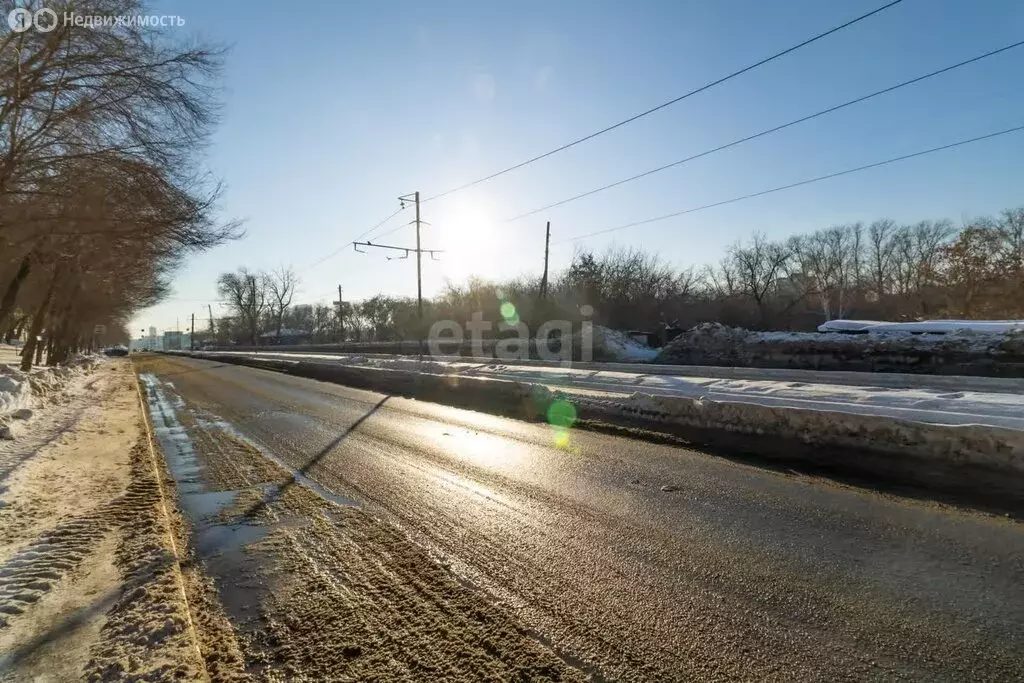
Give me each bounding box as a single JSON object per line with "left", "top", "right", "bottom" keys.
{"left": 0, "top": 353, "right": 101, "bottom": 438}
{"left": 590, "top": 326, "right": 658, "bottom": 362}
{"left": 656, "top": 323, "right": 753, "bottom": 364}
{"left": 0, "top": 369, "right": 32, "bottom": 416}
{"left": 656, "top": 322, "right": 1024, "bottom": 375}
{"left": 819, "top": 319, "right": 1024, "bottom": 334}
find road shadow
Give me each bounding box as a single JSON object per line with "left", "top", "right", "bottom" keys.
{"left": 238, "top": 396, "right": 391, "bottom": 520}
{"left": 155, "top": 362, "right": 231, "bottom": 378}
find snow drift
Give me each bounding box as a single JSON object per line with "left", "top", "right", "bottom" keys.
{"left": 0, "top": 352, "right": 100, "bottom": 438}
{"left": 656, "top": 322, "right": 1024, "bottom": 376}
{"left": 818, "top": 319, "right": 1024, "bottom": 334}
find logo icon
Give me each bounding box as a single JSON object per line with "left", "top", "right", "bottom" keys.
{"left": 33, "top": 7, "right": 57, "bottom": 32}
{"left": 7, "top": 7, "right": 32, "bottom": 32}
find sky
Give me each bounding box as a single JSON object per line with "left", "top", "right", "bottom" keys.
{"left": 135, "top": 0, "right": 1024, "bottom": 334}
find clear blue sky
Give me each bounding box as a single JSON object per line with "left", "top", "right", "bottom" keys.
{"left": 135, "top": 0, "right": 1024, "bottom": 333}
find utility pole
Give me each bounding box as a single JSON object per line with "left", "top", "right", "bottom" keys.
{"left": 190, "top": 313, "right": 195, "bottom": 350}
{"left": 540, "top": 220, "right": 551, "bottom": 300}
{"left": 353, "top": 190, "right": 443, "bottom": 324}
{"left": 336, "top": 284, "right": 345, "bottom": 341}
{"left": 414, "top": 191, "right": 422, "bottom": 319}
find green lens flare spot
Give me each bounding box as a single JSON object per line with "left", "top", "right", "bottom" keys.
{"left": 546, "top": 399, "right": 577, "bottom": 429}
{"left": 500, "top": 301, "right": 517, "bottom": 321}
{"left": 553, "top": 429, "right": 570, "bottom": 448}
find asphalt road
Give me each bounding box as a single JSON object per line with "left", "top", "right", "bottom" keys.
{"left": 149, "top": 355, "right": 1024, "bottom": 681}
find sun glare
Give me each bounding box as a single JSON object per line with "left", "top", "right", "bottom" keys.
{"left": 436, "top": 200, "right": 501, "bottom": 281}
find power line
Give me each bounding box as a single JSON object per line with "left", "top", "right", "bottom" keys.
{"left": 423, "top": 0, "right": 905, "bottom": 203}
{"left": 507, "top": 40, "right": 1024, "bottom": 223}
{"left": 166, "top": 207, "right": 408, "bottom": 311}
{"left": 554, "top": 124, "right": 1024, "bottom": 245}
{"left": 353, "top": 206, "right": 407, "bottom": 242}
{"left": 366, "top": 220, "right": 410, "bottom": 243}
{"left": 303, "top": 206, "right": 407, "bottom": 270}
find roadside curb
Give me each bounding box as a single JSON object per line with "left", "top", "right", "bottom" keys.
{"left": 133, "top": 371, "right": 210, "bottom": 682}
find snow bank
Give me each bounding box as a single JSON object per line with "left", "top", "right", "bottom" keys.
{"left": 819, "top": 319, "right": 1024, "bottom": 334}
{"left": 591, "top": 326, "right": 658, "bottom": 362}
{"left": 575, "top": 390, "right": 1024, "bottom": 479}
{"left": 0, "top": 354, "right": 101, "bottom": 437}
{"left": 656, "top": 322, "right": 1024, "bottom": 375}
{"left": 0, "top": 370, "right": 31, "bottom": 416}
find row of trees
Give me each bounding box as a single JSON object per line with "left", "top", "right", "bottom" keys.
{"left": 0, "top": 0, "right": 237, "bottom": 369}
{"left": 213, "top": 206, "right": 1023, "bottom": 345}
{"left": 210, "top": 265, "right": 420, "bottom": 345}
{"left": 701, "top": 208, "right": 1023, "bottom": 329}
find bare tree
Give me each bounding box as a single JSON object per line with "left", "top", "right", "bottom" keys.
{"left": 0, "top": 0, "right": 227, "bottom": 209}
{"left": 866, "top": 219, "right": 897, "bottom": 301}
{"left": 217, "top": 269, "right": 268, "bottom": 345}
{"left": 267, "top": 265, "right": 298, "bottom": 339}
{"left": 0, "top": 0, "right": 239, "bottom": 368}
{"left": 791, "top": 224, "right": 863, "bottom": 320}
{"left": 704, "top": 257, "right": 739, "bottom": 299}
{"left": 730, "top": 233, "right": 792, "bottom": 328}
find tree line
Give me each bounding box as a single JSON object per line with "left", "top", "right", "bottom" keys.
{"left": 212, "top": 206, "right": 1023, "bottom": 346}
{"left": 0, "top": 0, "right": 237, "bottom": 369}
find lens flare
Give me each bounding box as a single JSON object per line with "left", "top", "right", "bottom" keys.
{"left": 546, "top": 399, "right": 577, "bottom": 428}
{"left": 500, "top": 301, "right": 517, "bottom": 322}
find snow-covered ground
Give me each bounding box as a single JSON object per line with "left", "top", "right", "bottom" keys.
{"left": 188, "top": 350, "right": 1024, "bottom": 431}
{"left": 0, "top": 345, "right": 101, "bottom": 437}
{"left": 664, "top": 321, "right": 1024, "bottom": 355}
{"left": 818, "top": 319, "right": 1024, "bottom": 334}
{"left": 591, "top": 326, "right": 658, "bottom": 361}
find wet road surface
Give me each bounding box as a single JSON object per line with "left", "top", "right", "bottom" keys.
{"left": 142, "top": 355, "right": 1024, "bottom": 681}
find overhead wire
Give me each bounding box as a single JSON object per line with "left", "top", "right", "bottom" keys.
{"left": 365, "top": 220, "right": 413, "bottom": 244}
{"left": 164, "top": 207, "right": 408, "bottom": 311}
{"left": 505, "top": 39, "right": 1024, "bottom": 223}
{"left": 423, "top": 0, "right": 906, "bottom": 203}
{"left": 553, "top": 124, "right": 1024, "bottom": 245}
{"left": 302, "top": 206, "right": 407, "bottom": 270}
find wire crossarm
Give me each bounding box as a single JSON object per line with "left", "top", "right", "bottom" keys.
{"left": 352, "top": 241, "right": 443, "bottom": 256}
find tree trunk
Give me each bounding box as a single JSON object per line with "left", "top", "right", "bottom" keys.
{"left": 0, "top": 253, "right": 32, "bottom": 331}
{"left": 20, "top": 278, "right": 55, "bottom": 371}
{"left": 45, "top": 334, "right": 56, "bottom": 366}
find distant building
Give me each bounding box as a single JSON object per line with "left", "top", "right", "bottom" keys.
{"left": 163, "top": 330, "right": 183, "bottom": 350}
{"left": 131, "top": 328, "right": 159, "bottom": 351}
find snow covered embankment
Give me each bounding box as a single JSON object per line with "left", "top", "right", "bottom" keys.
{"left": 0, "top": 348, "right": 100, "bottom": 439}
{"left": 579, "top": 391, "right": 1024, "bottom": 477}
{"left": 657, "top": 322, "right": 1024, "bottom": 376}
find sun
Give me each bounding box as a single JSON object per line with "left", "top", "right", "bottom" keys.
{"left": 434, "top": 199, "right": 501, "bottom": 281}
